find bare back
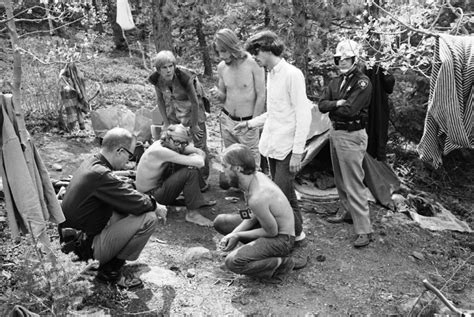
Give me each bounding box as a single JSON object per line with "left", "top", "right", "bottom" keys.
{"left": 135, "top": 141, "right": 204, "bottom": 193}
{"left": 247, "top": 172, "right": 295, "bottom": 236}
{"left": 217, "top": 53, "right": 265, "bottom": 118}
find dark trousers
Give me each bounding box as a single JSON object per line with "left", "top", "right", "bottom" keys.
{"left": 148, "top": 166, "right": 206, "bottom": 210}
{"left": 268, "top": 153, "right": 303, "bottom": 237}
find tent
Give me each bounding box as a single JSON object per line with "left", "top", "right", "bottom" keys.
{"left": 295, "top": 104, "right": 400, "bottom": 209}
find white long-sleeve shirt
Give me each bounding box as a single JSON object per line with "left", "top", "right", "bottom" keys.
{"left": 249, "top": 59, "right": 312, "bottom": 160}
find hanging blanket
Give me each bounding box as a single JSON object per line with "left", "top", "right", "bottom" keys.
{"left": 417, "top": 34, "right": 474, "bottom": 168}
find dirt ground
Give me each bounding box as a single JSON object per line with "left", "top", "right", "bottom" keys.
{"left": 1, "top": 51, "right": 473, "bottom": 315}
{"left": 30, "top": 119, "right": 473, "bottom": 316}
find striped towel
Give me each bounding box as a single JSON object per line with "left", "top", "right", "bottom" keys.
{"left": 418, "top": 34, "right": 474, "bottom": 168}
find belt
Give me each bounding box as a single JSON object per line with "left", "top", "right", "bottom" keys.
{"left": 333, "top": 119, "right": 365, "bottom": 132}
{"left": 222, "top": 108, "right": 252, "bottom": 121}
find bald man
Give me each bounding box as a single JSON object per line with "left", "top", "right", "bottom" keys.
{"left": 210, "top": 28, "right": 265, "bottom": 167}
{"left": 136, "top": 124, "right": 215, "bottom": 227}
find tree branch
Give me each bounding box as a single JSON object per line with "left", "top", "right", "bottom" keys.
{"left": 370, "top": 1, "right": 439, "bottom": 38}
{"left": 18, "top": 16, "right": 84, "bottom": 38}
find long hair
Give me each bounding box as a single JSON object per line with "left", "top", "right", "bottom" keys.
{"left": 214, "top": 28, "right": 247, "bottom": 60}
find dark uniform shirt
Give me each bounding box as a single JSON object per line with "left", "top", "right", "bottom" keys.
{"left": 319, "top": 67, "right": 372, "bottom": 122}
{"left": 61, "top": 154, "right": 156, "bottom": 237}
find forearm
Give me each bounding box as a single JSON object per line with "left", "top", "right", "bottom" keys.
{"left": 248, "top": 112, "right": 267, "bottom": 129}
{"left": 236, "top": 227, "right": 275, "bottom": 241}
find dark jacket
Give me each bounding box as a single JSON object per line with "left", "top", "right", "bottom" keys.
{"left": 319, "top": 67, "right": 372, "bottom": 123}
{"left": 364, "top": 65, "right": 395, "bottom": 160}
{"left": 61, "top": 154, "right": 156, "bottom": 237}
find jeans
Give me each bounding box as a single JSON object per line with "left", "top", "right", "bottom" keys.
{"left": 219, "top": 112, "right": 261, "bottom": 166}
{"left": 225, "top": 234, "right": 294, "bottom": 279}
{"left": 268, "top": 153, "right": 303, "bottom": 236}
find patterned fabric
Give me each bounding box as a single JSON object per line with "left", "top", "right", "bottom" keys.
{"left": 418, "top": 34, "right": 474, "bottom": 168}
{"left": 59, "top": 62, "right": 89, "bottom": 130}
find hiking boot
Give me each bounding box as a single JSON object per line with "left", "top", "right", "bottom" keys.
{"left": 327, "top": 208, "right": 353, "bottom": 224}
{"left": 353, "top": 234, "right": 373, "bottom": 248}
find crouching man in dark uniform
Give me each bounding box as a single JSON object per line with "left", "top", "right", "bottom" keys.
{"left": 319, "top": 39, "right": 374, "bottom": 248}
{"left": 59, "top": 127, "right": 159, "bottom": 288}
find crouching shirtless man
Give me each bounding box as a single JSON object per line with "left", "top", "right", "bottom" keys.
{"left": 136, "top": 124, "right": 215, "bottom": 227}
{"left": 214, "top": 144, "right": 306, "bottom": 283}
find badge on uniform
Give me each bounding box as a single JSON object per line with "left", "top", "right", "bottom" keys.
{"left": 358, "top": 79, "right": 369, "bottom": 89}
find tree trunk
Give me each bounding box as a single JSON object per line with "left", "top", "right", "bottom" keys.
{"left": 195, "top": 18, "right": 212, "bottom": 77}
{"left": 264, "top": 4, "right": 271, "bottom": 27}
{"left": 105, "top": 0, "right": 128, "bottom": 50}
{"left": 152, "top": 0, "right": 173, "bottom": 53}
{"left": 4, "top": 0, "right": 22, "bottom": 111}
{"left": 292, "top": 0, "right": 309, "bottom": 80}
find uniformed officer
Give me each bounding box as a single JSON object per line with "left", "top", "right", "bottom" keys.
{"left": 319, "top": 39, "right": 374, "bottom": 248}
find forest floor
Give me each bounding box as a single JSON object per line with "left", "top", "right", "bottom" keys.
{"left": 1, "top": 47, "right": 473, "bottom": 316}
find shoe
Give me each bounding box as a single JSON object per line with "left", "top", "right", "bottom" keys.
{"left": 292, "top": 256, "right": 308, "bottom": 270}
{"left": 201, "top": 200, "right": 217, "bottom": 207}
{"left": 96, "top": 258, "right": 126, "bottom": 282}
{"left": 353, "top": 234, "right": 373, "bottom": 248}
{"left": 327, "top": 208, "right": 352, "bottom": 224}
{"left": 116, "top": 274, "right": 144, "bottom": 289}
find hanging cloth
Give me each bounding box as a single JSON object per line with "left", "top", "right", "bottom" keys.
{"left": 0, "top": 94, "right": 64, "bottom": 244}
{"left": 417, "top": 34, "right": 474, "bottom": 168}
{"left": 116, "top": 0, "right": 136, "bottom": 31}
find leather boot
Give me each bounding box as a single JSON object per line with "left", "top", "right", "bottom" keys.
{"left": 327, "top": 208, "right": 353, "bottom": 224}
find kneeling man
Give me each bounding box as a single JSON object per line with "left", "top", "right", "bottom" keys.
{"left": 136, "top": 124, "right": 215, "bottom": 227}
{"left": 60, "top": 127, "right": 158, "bottom": 289}
{"left": 215, "top": 144, "right": 305, "bottom": 283}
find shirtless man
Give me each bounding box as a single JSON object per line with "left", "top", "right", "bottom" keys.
{"left": 210, "top": 28, "right": 265, "bottom": 166}
{"left": 214, "top": 144, "right": 306, "bottom": 283}
{"left": 135, "top": 124, "right": 215, "bottom": 227}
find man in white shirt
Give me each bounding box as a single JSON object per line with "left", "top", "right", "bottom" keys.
{"left": 235, "top": 30, "right": 312, "bottom": 245}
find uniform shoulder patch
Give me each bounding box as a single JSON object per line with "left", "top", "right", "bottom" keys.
{"left": 358, "top": 79, "right": 369, "bottom": 89}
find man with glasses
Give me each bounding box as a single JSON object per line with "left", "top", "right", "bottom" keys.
{"left": 60, "top": 127, "right": 160, "bottom": 289}
{"left": 319, "top": 39, "right": 374, "bottom": 248}
{"left": 136, "top": 124, "right": 216, "bottom": 227}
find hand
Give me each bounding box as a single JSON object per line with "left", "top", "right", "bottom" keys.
{"left": 233, "top": 121, "right": 250, "bottom": 135}
{"left": 155, "top": 204, "right": 168, "bottom": 225}
{"left": 219, "top": 233, "right": 239, "bottom": 252}
{"left": 209, "top": 86, "right": 222, "bottom": 101}
{"left": 336, "top": 99, "right": 346, "bottom": 107}
{"left": 191, "top": 125, "right": 204, "bottom": 140}
{"left": 289, "top": 153, "right": 303, "bottom": 174}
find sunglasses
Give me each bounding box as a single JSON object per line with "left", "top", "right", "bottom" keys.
{"left": 119, "top": 147, "right": 135, "bottom": 160}
{"left": 334, "top": 56, "right": 355, "bottom": 66}
{"left": 170, "top": 136, "right": 189, "bottom": 147}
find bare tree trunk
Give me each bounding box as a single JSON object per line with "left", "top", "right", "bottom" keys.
{"left": 4, "top": 0, "right": 22, "bottom": 111}
{"left": 292, "top": 0, "right": 309, "bottom": 80}
{"left": 105, "top": 0, "right": 128, "bottom": 50}
{"left": 195, "top": 18, "right": 212, "bottom": 77}
{"left": 152, "top": 0, "right": 173, "bottom": 53}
